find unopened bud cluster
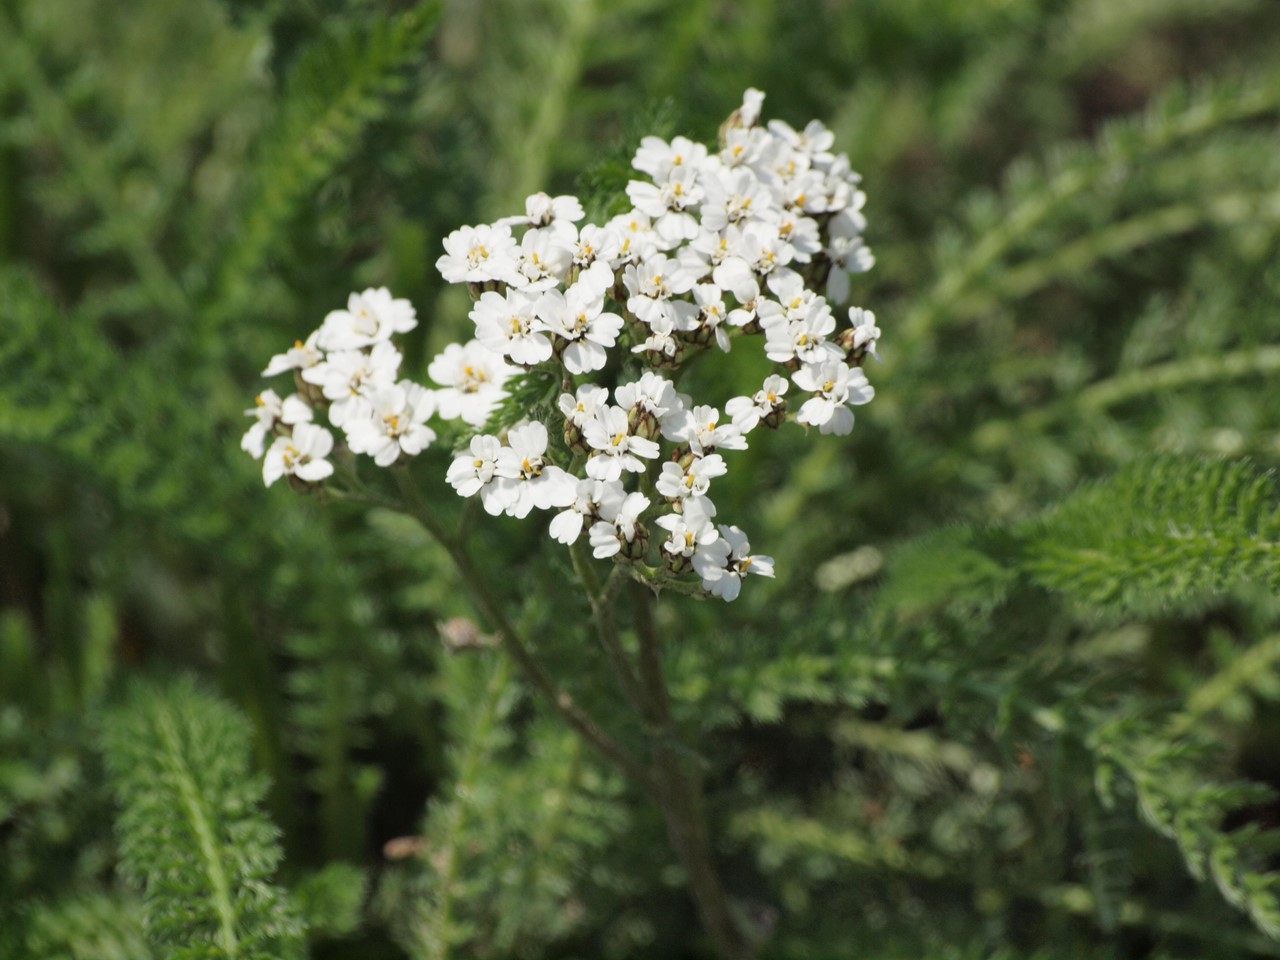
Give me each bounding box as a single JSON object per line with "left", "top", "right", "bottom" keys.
{"left": 243, "top": 89, "right": 881, "bottom": 602}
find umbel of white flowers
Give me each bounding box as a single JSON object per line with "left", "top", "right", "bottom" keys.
{"left": 243, "top": 88, "right": 880, "bottom": 603}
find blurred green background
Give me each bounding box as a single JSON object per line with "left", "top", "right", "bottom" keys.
{"left": 4, "top": 0, "right": 1280, "bottom": 957}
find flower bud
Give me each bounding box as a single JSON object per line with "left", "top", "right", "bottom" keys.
{"left": 685, "top": 324, "right": 716, "bottom": 349}
{"left": 293, "top": 370, "right": 327, "bottom": 408}
{"left": 564, "top": 419, "right": 589, "bottom": 455}
{"left": 620, "top": 524, "right": 650, "bottom": 562}
{"left": 835, "top": 327, "right": 871, "bottom": 366}
{"left": 647, "top": 342, "right": 684, "bottom": 368}
{"left": 762, "top": 399, "right": 788, "bottom": 430}
{"left": 665, "top": 551, "right": 692, "bottom": 576}
{"left": 629, "top": 407, "right": 662, "bottom": 442}
{"left": 286, "top": 472, "right": 323, "bottom": 494}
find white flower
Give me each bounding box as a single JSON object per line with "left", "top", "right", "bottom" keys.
{"left": 764, "top": 300, "right": 843, "bottom": 365}
{"left": 512, "top": 225, "right": 574, "bottom": 291}
{"left": 446, "top": 435, "right": 515, "bottom": 516}
{"left": 692, "top": 283, "right": 731, "bottom": 351}
{"left": 558, "top": 383, "right": 609, "bottom": 430}
{"left": 825, "top": 206, "right": 874, "bottom": 303}
{"left": 725, "top": 375, "right": 788, "bottom": 433}
{"left": 549, "top": 478, "right": 622, "bottom": 545}
{"left": 344, "top": 383, "right": 437, "bottom": 467}
{"left": 303, "top": 341, "right": 402, "bottom": 428}
{"left": 428, "top": 340, "right": 514, "bottom": 427}
{"left": 678, "top": 405, "right": 747, "bottom": 454}
{"left": 623, "top": 254, "right": 697, "bottom": 328}
{"left": 494, "top": 421, "right": 577, "bottom": 518}
{"left": 726, "top": 88, "right": 766, "bottom": 130}
{"left": 721, "top": 127, "right": 768, "bottom": 169}
{"left": 712, "top": 222, "right": 793, "bottom": 301}
{"left": 608, "top": 209, "right": 663, "bottom": 263}
{"left": 499, "top": 191, "right": 584, "bottom": 227}
{"left": 570, "top": 224, "right": 621, "bottom": 288}
{"left": 626, "top": 165, "right": 703, "bottom": 245}
{"left": 632, "top": 135, "right": 710, "bottom": 182}
{"left": 758, "top": 272, "right": 818, "bottom": 328}
{"left": 614, "top": 372, "right": 682, "bottom": 422}
{"left": 684, "top": 226, "right": 733, "bottom": 278}
{"left": 582, "top": 405, "right": 660, "bottom": 481}
{"left": 655, "top": 496, "right": 719, "bottom": 559}
{"left": 436, "top": 223, "right": 523, "bottom": 285}
{"left": 263, "top": 422, "right": 334, "bottom": 487}
{"left": 263, "top": 331, "right": 324, "bottom": 377}
{"left": 535, "top": 280, "right": 623, "bottom": 375}
{"left": 766, "top": 118, "right": 836, "bottom": 165}
{"left": 316, "top": 287, "right": 417, "bottom": 351}
{"left": 775, "top": 209, "right": 822, "bottom": 263}
{"left": 693, "top": 525, "right": 775, "bottom": 601}
{"left": 242, "top": 390, "right": 313, "bottom": 459}
{"left": 589, "top": 492, "right": 650, "bottom": 559}
{"left": 700, "top": 167, "right": 777, "bottom": 232}
{"left": 848, "top": 307, "right": 882, "bottom": 361}
{"left": 792, "top": 360, "right": 875, "bottom": 435}
{"left": 631, "top": 312, "right": 679, "bottom": 358}
{"left": 655, "top": 454, "right": 727, "bottom": 502}
{"left": 472, "top": 289, "right": 553, "bottom": 366}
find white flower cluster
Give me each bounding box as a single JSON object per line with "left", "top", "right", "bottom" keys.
{"left": 244, "top": 89, "right": 880, "bottom": 603}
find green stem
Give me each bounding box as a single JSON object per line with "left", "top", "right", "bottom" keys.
{"left": 629, "top": 582, "right": 755, "bottom": 960}
{"left": 393, "top": 470, "right": 656, "bottom": 794}
{"left": 570, "top": 539, "right": 650, "bottom": 717}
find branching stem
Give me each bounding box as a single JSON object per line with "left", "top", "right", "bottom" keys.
{"left": 393, "top": 469, "right": 657, "bottom": 794}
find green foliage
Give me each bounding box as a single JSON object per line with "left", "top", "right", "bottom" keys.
{"left": 379, "top": 651, "right": 630, "bottom": 959}
{"left": 21, "top": 891, "right": 153, "bottom": 960}
{"left": 5, "top": 0, "right": 1280, "bottom": 956}
{"left": 293, "top": 863, "right": 367, "bottom": 941}
{"left": 100, "top": 678, "right": 304, "bottom": 960}
{"left": 1018, "top": 457, "right": 1280, "bottom": 611}
{"left": 210, "top": 1, "right": 443, "bottom": 328}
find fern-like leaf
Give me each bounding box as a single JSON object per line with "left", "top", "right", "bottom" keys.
{"left": 100, "top": 677, "right": 304, "bottom": 960}
{"left": 1016, "top": 456, "right": 1280, "bottom": 613}
{"left": 207, "top": 2, "right": 441, "bottom": 329}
